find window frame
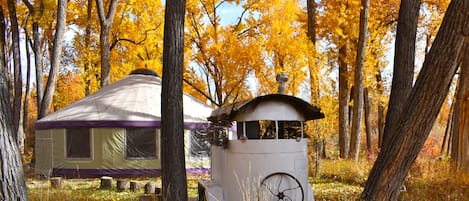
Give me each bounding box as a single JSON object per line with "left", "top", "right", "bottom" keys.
{"left": 189, "top": 129, "right": 211, "bottom": 158}
{"left": 64, "top": 128, "right": 93, "bottom": 160}
{"left": 124, "top": 128, "right": 158, "bottom": 160}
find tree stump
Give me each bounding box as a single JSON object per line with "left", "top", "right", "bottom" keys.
{"left": 100, "top": 176, "right": 113, "bottom": 189}
{"left": 155, "top": 187, "right": 161, "bottom": 195}
{"left": 116, "top": 179, "right": 129, "bottom": 192}
{"left": 50, "top": 177, "right": 62, "bottom": 188}
{"left": 144, "top": 182, "right": 156, "bottom": 194}
{"left": 130, "top": 181, "right": 140, "bottom": 192}
{"left": 156, "top": 195, "right": 163, "bottom": 201}
{"left": 139, "top": 194, "right": 155, "bottom": 201}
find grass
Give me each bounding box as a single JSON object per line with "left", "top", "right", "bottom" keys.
{"left": 28, "top": 177, "right": 202, "bottom": 201}
{"left": 29, "top": 178, "right": 145, "bottom": 201}
{"left": 27, "top": 159, "right": 469, "bottom": 201}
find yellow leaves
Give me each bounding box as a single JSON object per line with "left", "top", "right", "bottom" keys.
{"left": 43, "top": 0, "right": 57, "bottom": 9}
{"left": 245, "top": 0, "right": 310, "bottom": 96}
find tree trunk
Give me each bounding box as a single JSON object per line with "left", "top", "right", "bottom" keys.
{"left": 442, "top": 99, "right": 455, "bottom": 157}
{"left": 0, "top": 6, "right": 6, "bottom": 77}
{"left": 7, "top": 0, "right": 22, "bottom": 141}
{"left": 376, "top": 72, "right": 385, "bottom": 147}
{"left": 23, "top": 23, "right": 32, "bottom": 152}
{"left": 161, "top": 0, "right": 188, "bottom": 200}
{"left": 362, "top": 0, "right": 469, "bottom": 200}
{"left": 39, "top": 0, "right": 68, "bottom": 118}
{"left": 382, "top": 0, "right": 420, "bottom": 146}
{"left": 451, "top": 44, "right": 469, "bottom": 172}
{"left": 23, "top": 0, "right": 45, "bottom": 115}
{"left": 0, "top": 48, "right": 29, "bottom": 201}
{"left": 349, "top": 0, "right": 370, "bottom": 161}
{"left": 84, "top": 0, "right": 93, "bottom": 95}
{"left": 364, "top": 88, "right": 374, "bottom": 158}
{"left": 307, "top": 0, "right": 319, "bottom": 102}
{"left": 338, "top": 43, "right": 350, "bottom": 158}
{"left": 96, "top": 0, "right": 119, "bottom": 87}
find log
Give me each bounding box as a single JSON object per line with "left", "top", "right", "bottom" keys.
{"left": 50, "top": 177, "right": 62, "bottom": 188}
{"left": 144, "top": 182, "right": 156, "bottom": 194}
{"left": 116, "top": 179, "right": 129, "bottom": 192}
{"left": 130, "top": 181, "right": 140, "bottom": 192}
{"left": 100, "top": 176, "right": 113, "bottom": 189}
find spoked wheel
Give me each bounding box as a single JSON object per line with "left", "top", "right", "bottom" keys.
{"left": 258, "top": 172, "right": 304, "bottom": 201}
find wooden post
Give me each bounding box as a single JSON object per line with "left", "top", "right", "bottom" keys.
{"left": 100, "top": 176, "right": 113, "bottom": 189}
{"left": 130, "top": 181, "right": 140, "bottom": 192}
{"left": 50, "top": 177, "right": 62, "bottom": 188}
{"left": 144, "top": 182, "right": 156, "bottom": 194}
{"left": 116, "top": 179, "right": 129, "bottom": 192}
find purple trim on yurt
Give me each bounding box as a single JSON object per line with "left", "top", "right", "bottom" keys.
{"left": 36, "top": 120, "right": 210, "bottom": 130}
{"left": 52, "top": 168, "right": 211, "bottom": 178}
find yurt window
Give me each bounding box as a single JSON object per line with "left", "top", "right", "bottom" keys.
{"left": 125, "top": 128, "right": 157, "bottom": 159}
{"left": 190, "top": 129, "right": 210, "bottom": 157}
{"left": 65, "top": 128, "right": 92, "bottom": 159}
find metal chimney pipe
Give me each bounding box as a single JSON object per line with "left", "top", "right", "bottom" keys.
{"left": 276, "top": 73, "right": 288, "bottom": 94}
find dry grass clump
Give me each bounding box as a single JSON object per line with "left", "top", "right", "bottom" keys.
{"left": 315, "top": 159, "right": 371, "bottom": 186}
{"left": 311, "top": 158, "right": 469, "bottom": 201}
{"left": 401, "top": 158, "right": 469, "bottom": 201}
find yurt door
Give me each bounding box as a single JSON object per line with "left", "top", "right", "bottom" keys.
{"left": 36, "top": 131, "right": 53, "bottom": 177}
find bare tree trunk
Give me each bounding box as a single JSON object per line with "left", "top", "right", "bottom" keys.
{"left": 362, "top": 0, "right": 468, "bottom": 199}
{"left": 161, "top": 0, "right": 188, "bottom": 200}
{"left": 39, "top": 0, "right": 68, "bottom": 118}
{"left": 0, "top": 43, "right": 29, "bottom": 201}
{"left": 7, "top": 0, "right": 22, "bottom": 141}
{"left": 349, "top": 0, "right": 370, "bottom": 161}
{"left": 364, "top": 88, "right": 374, "bottom": 158}
{"left": 338, "top": 43, "right": 350, "bottom": 158}
{"left": 382, "top": 0, "right": 420, "bottom": 146}
{"left": 96, "top": 0, "right": 118, "bottom": 87}
{"left": 451, "top": 44, "right": 469, "bottom": 173}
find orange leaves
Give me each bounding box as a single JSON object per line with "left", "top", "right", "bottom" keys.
{"left": 53, "top": 72, "right": 85, "bottom": 110}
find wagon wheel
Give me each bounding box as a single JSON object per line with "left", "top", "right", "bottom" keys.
{"left": 258, "top": 172, "right": 304, "bottom": 201}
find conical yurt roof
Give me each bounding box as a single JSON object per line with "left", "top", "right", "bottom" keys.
{"left": 36, "top": 70, "right": 212, "bottom": 130}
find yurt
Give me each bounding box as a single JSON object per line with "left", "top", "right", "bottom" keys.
{"left": 35, "top": 69, "right": 213, "bottom": 178}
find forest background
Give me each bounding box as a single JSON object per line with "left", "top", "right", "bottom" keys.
{"left": 2, "top": 0, "right": 469, "bottom": 200}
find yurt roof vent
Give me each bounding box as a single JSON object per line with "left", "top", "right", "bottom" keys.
{"left": 276, "top": 73, "right": 288, "bottom": 94}
{"left": 130, "top": 68, "right": 160, "bottom": 77}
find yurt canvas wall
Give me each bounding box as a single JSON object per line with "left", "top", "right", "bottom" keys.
{"left": 35, "top": 70, "right": 212, "bottom": 178}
